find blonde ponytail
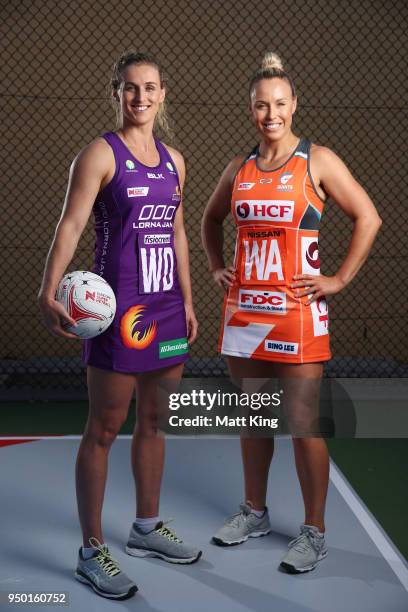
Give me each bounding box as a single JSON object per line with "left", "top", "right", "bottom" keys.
{"left": 249, "top": 51, "right": 296, "bottom": 98}
{"left": 261, "top": 52, "right": 284, "bottom": 72}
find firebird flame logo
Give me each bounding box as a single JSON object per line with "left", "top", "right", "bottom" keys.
{"left": 120, "top": 305, "right": 157, "bottom": 349}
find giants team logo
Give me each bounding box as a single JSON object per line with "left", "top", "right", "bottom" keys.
{"left": 235, "top": 200, "right": 294, "bottom": 222}
{"left": 277, "top": 173, "right": 294, "bottom": 191}
{"left": 120, "top": 305, "right": 157, "bottom": 349}
{"left": 301, "top": 237, "right": 320, "bottom": 275}
{"left": 280, "top": 172, "right": 293, "bottom": 184}
{"left": 239, "top": 289, "right": 286, "bottom": 314}
{"left": 311, "top": 297, "right": 329, "bottom": 336}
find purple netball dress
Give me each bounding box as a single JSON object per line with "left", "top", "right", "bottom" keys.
{"left": 82, "top": 132, "right": 188, "bottom": 372}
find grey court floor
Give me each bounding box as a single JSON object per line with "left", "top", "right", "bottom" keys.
{"left": 0, "top": 437, "right": 407, "bottom": 612}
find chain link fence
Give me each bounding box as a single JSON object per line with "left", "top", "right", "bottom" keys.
{"left": 1, "top": 0, "right": 407, "bottom": 397}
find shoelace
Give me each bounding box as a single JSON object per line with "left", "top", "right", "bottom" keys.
{"left": 155, "top": 520, "right": 183, "bottom": 543}
{"left": 88, "top": 537, "right": 121, "bottom": 577}
{"left": 288, "top": 528, "right": 320, "bottom": 554}
{"left": 225, "top": 504, "right": 250, "bottom": 527}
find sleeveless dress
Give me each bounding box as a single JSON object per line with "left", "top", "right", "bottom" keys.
{"left": 219, "top": 138, "right": 332, "bottom": 364}
{"left": 83, "top": 132, "right": 188, "bottom": 373}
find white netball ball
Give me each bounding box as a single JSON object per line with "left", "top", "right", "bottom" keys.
{"left": 56, "top": 271, "right": 116, "bottom": 339}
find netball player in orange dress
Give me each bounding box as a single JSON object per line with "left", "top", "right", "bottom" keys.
{"left": 202, "top": 52, "right": 382, "bottom": 573}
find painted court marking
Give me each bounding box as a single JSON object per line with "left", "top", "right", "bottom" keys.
{"left": 330, "top": 460, "right": 408, "bottom": 591}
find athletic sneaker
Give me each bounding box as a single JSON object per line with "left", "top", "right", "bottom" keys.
{"left": 212, "top": 502, "right": 271, "bottom": 546}
{"left": 279, "top": 524, "right": 328, "bottom": 573}
{"left": 75, "top": 538, "right": 137, "bottom": 600}
{"left": 126, "top": 520, "right": 202, "bottom": 564}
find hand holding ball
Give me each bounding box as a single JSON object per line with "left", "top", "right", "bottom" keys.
{"left": 56, "top": 271, "right": 116, "bottom": 339}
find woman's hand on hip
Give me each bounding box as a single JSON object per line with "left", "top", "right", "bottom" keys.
{"left": 291, "top": 274, "right": 345, "bottom": 305}
{"left": 212, "top": 266, "right": 236, "bottom": 291}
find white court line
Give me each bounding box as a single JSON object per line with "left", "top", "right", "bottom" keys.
{"left": 330, "top": 460, "right": 408, "bottom": 592}
{"left": 0, "top": 436, "right": 79, "bottom": 440}
{"left": 0, "top": 435, "right": 294, "bottom": 440}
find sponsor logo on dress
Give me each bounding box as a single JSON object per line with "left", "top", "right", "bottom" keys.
{"left": 147, "top": 172, "right": 165, "bottom": 179}
{"left": 264, "top": 340, "right": 299, "bottom": 354}
{"left": 159, "top": 337, "right": 188, "bottom": 359}
{"left": 166, "top": 161, "right": 176, "bottom": 173}
{"left": 301, "top": 237, "right": 320, "bottom": 275}
{"left": 144, "top": 234, "right": 171, "bottom": 245}
{"left": 133, "top": 204, "right": 176, "bottom": 229}
{"left": 259, "top": 177, "right": 273, "bottom": 184}
{"left": 172, "top": 185, "right": 181, "bottom": 201}
{"left": 239, "top": 289, "right": 286, "bottom": 314}
{"left": 237, "top": 182, "right": 255, "bottom": 190}
{"left": 125, "top": 160, "right": 138, "bottom": 173}
{"left": 247, "top": 230, "right": 281, "bottom": 238}
{"left": 236, "top": 200, "right": 294, "bottom": 222}
{"left": 127, "top": 187, "right": 149, "bottom": 197}
{"left": 310, "top": 297, "right": 329, "bottom": 336}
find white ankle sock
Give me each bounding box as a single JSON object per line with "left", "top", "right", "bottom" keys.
{"left": 135, "top": 516, "right": 159, "bottom": 533}
{"left": 250, "top": 508, "right": 265, "bottom": 518}
{"left": 82, "top": 545, "right": 101, "bottom": 560}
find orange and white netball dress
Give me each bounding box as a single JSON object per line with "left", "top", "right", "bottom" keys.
{"left": 219, "top": 138, "right": 332, "bottom": 363}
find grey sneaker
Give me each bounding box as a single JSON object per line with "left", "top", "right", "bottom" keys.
{"left": 212, "top": 503, "right": 271, "bottom": 546}
{"left": 126, "top": 520, "right": 202, "bottom": 564}
{"left": 75, "top": 538, "right": 137, "bottom": 600}
{"left": 279, "top": 524, "right": 328, "bottom": 573}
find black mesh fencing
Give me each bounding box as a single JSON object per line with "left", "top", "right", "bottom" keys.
{"left": 1, "top": 0, "right": 407, "bottom": 397}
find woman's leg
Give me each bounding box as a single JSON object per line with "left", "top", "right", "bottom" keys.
{"left": 278, "top": 362, "right": 329, "bottom": 532}
{"left": 76, "top": 366, "right": 136, "bottom": 546}
{"left": 227, "top": 356, "right": 276, "bottom": 510}
{"left": 292, "top": 437, "right": 329, "bottom": 532}
{"left": 132, "top": 363, "right": 184, "bottom": 518}
{"left": 126, "top": 361, "right": 201, "bottom": 563}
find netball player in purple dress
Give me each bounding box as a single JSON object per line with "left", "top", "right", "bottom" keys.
{"left": 38, "top": 51, "right": 201, "bottom": 600}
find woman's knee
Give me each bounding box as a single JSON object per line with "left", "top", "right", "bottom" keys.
{"left": 285, "top": 404, "right": 321, "bottom": 436}
{"left": 135, "top": 405, "right": 162, "bottom": 436}
{"left": 84, "top": 413, "right": 127, "bottom": 448}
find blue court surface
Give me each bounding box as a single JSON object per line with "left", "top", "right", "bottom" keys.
{"left": 0, "top": 437, "right": 407, "bottom": 611}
